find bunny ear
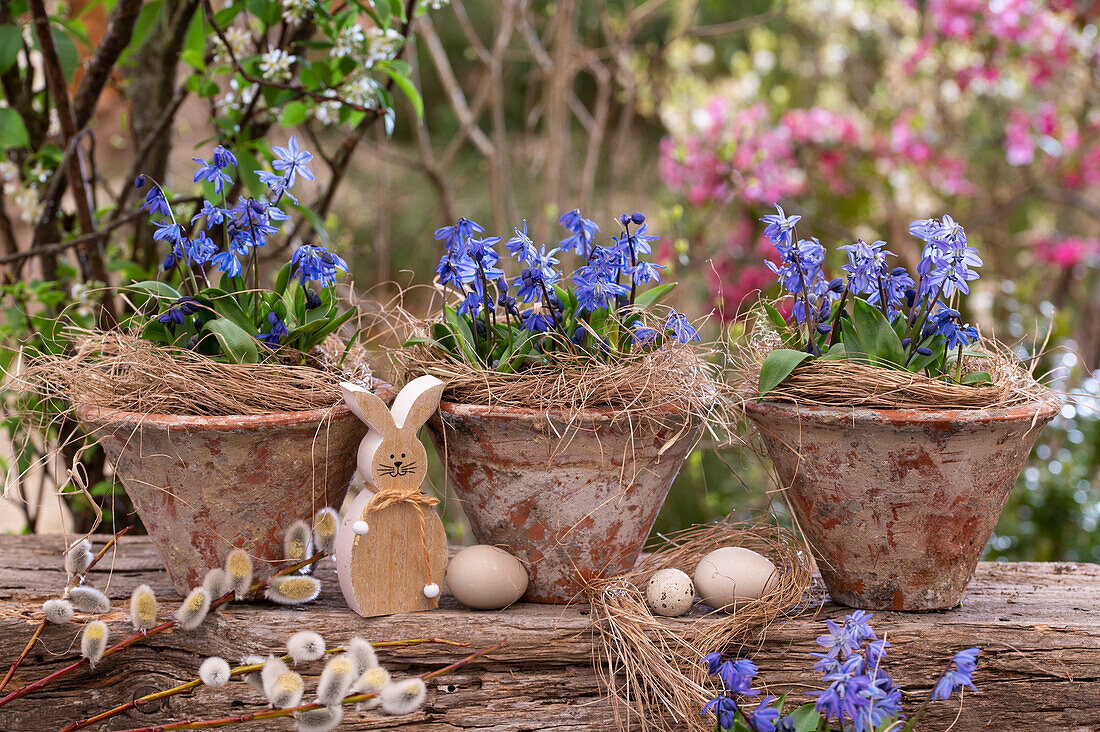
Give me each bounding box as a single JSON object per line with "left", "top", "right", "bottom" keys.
{"left": 338, "top": 382, "right": 394, "bottom": 432}
{"left": 390, "top": 375, "right": 445, "bottom": 432}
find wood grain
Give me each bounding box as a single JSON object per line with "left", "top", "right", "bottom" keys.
{"left": 0, "top": 535, "right": 1098, "bottom": 731}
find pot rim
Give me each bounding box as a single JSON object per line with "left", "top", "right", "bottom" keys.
{"left": 74, "top": 379, "right": 394, "bottom": 432}
{"left": 436, "top": 398, "right": 697, "bottom": 426}
{"left": 743, "top": 389, "right": 1061, "bottom": 427}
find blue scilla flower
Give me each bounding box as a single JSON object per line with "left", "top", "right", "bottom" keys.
{"left": 258, "top": 311, "right": 289, "bottom": 347}
{"left": 628, "top": 260, "right": 664, "bottom": 285}
{"left": 574, "top": 272, "right": 627, "bottom": 313}
{"left": 192, "top": 150, "right": 234, "bottom": 194}
{"left": 844, "top": 611, "right": 878, "bottom": 643}
{"left": 467, "top": 236, "right": 502, "bottom": 266}
{"left": 436, "top": 252, "right": 478, "bottom": 287}
{"left": 152, "top": 220, "right": 183, "bottom": 245}
{"left": 156, "top": 296, "right": 202, "bottom": 325}
{"left": 457, "top": 291, "right": 481, "bottom": 318}
{"left": 908, "top": 217, "right": 939, "bottom": 243}
{"left": 211, "top": 250, "right": 243, "bottom": 278}
{"left": 866, "top": 266, "right": 914, "bottom": 321}
{"left": 184, "top": 231, "right": 218, "bottom": 266}
{"left": 746, "top": 696, "right": 780, "bottom": 732}
{"left": 614, "top": 222, "right": 659, "bottom": 258}
{"left": 557, "top": 209, "right": 600, "bottom": 256}
{"left": 435, "top": 217, "right": 486, "bottom": 256}
{"left": 817, "top": 618, "right": 858, "bottom": 659}
{"left": 789, "top": 274, "right": 832, "bottom": 325}
{"left": 717, "top": 659, "right": 759, "bottom": 697}
{"left": 506, "top": 221, "right": 538, "bottom": 264}
{"left": 931, "top": 648, "right": 979, "bottom": 701}
{"left": 933, "top": 214, "right": 966, "bottom": 247}
{"left": 760, "top": 204, "right": 801, "bottom": 248}
{"left": 521, "top": 307, "right": 555, "bottom": 334}
{"left": 665, "top": 311, "right": 700, "bottom": 343}
{"left": 271, "top": 136, "right": 315, "bottom": 188}
{"left": 631, "top": 321, "right": 659, "bottom": 346}
{"left": 766, "top": 237, "right": 825, "bottom": 297}
{"left": 192, "top": 200, "right": 230, "bottom": 227}
{"left": 140, "top": 184, "right": 171, "bottom": 217}
{"left": 702, "top": 652, "right": 724, "bottom": 676}
{"left": 258, "top": 170, "right": 297, "bottom": 205}
{"left": 292, "top": 245, "right": 348, "bottom": 289}
{"left": 514, "top": 267, "right": 549, "bottom": 305}
{"left": 701, "top": 695, "right": 738, "bottom": 731}
{"left": 839, "top": 239, "right": 889, "bottom": 296}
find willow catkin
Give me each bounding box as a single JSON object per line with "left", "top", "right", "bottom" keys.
{"left": 224, "top": 549, "right": 254, "bottom": 599}
{"left": 283, "top": 520, "right": 313, "bottom": 566}
{"left": 129, "top": 584, "right": 157, "bottom": 630}
{"left": 379, "top": 678, "right": 427, "bottom": 716}
{"left": 203, "top": 568, "right": 230, "bottom": 599}
{"left": 265, "top": 576, "right": 321, "bottom": 605}
{"left": 287, "top": 631, "right": 326, "bottom": 664}
{"left": 312, "top": 507, "right": 340, "bottom": 556}
{"left": 175, "top": 587, "right": 210, "bottom": 630}
{"left": 346, "top": 637, "right": 378, "bottom": 675}
{"left": 315, "top": 654, "right": 355, "bottom": 707}
{"left": 68, "top": 585, "right": 110, "bottom": 614}
{"left": 43, "top": 598, "right": 74, "bottom": 624}
{"left": 295, "top": 705, "right": 343, "bottom": 732}
{"left": 64, "top": 539, "right": 92, "bottom": 577}
{"left": 199, "top": 657, "right": 232, "bottom": 688}
{"left": 80, "top": 620, "right": 108, "bottom": 666}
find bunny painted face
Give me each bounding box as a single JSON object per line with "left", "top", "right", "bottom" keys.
{"left": 339, "top": 376, "right": 444, "bottom": 493}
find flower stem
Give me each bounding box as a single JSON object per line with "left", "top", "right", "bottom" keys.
{"left": 0, "top": 549, "right": 326, "bottom": 709}
{"left": 109, "top": 639, "right": 507, "bottom": 732}
{"left": 0, "top": 527, "right": 131, "bottom": 694}
{"left": 57, "top": 637, "right": 469, "bottom": 732}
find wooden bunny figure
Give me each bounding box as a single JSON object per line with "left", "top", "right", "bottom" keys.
{"left": 334, "top": 375, "right": 448, "bottom": 617}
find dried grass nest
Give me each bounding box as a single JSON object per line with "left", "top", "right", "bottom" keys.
{"left": 12, "top": 329, "right": 378, "bottom": 417}
{"left": 587, "top": 521, "right": 816, "bottom": 732}
{"left": 734, "top": 311, "right": 1056, "bottom": 411}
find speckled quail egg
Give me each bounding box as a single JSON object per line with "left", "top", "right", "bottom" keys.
{"left": 645, "top": 568, "right": 695, "bottom": 617}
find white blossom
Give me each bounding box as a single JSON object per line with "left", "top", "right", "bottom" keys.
{"left": 259, "top": 47, "right": 296, "bottom": 83}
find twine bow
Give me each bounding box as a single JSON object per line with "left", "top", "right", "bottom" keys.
{"left": 365, "top": 488, "right": 440, "bottom": 591}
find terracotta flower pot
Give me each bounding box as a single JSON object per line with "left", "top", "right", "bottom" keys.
{"left": 744, "top": 393, "right": 1060, "bottom": 610}
{"left": 76, "top": 389, "right": 392, "bottom": 595}
{"left": 428, "top": 401, "right": 701, "bottom": 603}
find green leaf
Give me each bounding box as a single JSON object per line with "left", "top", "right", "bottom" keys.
{"left": 213, "top": 4, "right": 245, "bottom": 26}
{"left": 202, "top": 318, "right": 259, "bottom": 364}
{"left": 846, "top": 298, "right": 905, "bottom": 367}
{"left": 758, "top": 348, "right": 813, "bottom": 395}
{"left": 273, "top": 263, "right": 292, "bottom": 297}
{"left": 761, "top": 301, "right": 788, "bottom": 333}
{"left": 52, "top": 28, "right": 79, "bottom": 81}
{"left": 302, "top": 306, "right": 355, "bottom": 349}
{"left": 0, "top": 108, "right": 30, "bottom": 149}
{"left": 122, "top": 279, "right": 182, "bottom": 303}
{"left": 0, "top": 24, "right": 22, "bottom": 74}
{"left": 789, "top": 703, "right": 821, "bottom": 732}
{"left": 634, "top": 282, "right": 677, "bottom": 310}
{"left": 198, "top": 289, "right": 253, "bottom": 332}
{"left": 280, "top": 100, "right": 311, "bottom": 127}
{"left": 961, "top": 371, "right": 992, "bottom": 385}
{"left": 380, "top": 64, "right": 422, "bottom": 119}
{"left": 443, "top": 305, "right": 480, "bottom": 365}
{"left": 820, "top": 342, "right": 846, "bottom": 361}
{"left": 181, "top": 47, "right": 205, "bottom": 71}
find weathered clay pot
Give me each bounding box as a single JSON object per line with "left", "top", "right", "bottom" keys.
{"left": 745, "top": 394, "right": 1060, "bottom": 610}
{"left": 428, "top": 402, "right": 701, "bottom": 603}
{"left": 76, "top": 393, "right": 390, "bottom": 595}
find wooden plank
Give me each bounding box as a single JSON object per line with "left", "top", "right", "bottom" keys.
{"left": 0, "top": 535, "right": 1098, "bottom": 731}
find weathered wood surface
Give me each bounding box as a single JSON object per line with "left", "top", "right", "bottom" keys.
{"left": 0, "top": 535, "right": 1098, "bottom": 731}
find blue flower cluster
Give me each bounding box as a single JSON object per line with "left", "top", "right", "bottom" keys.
{"left": 762, "top": 204, "right": 981, "bottom": 370}
{"left": 136, "top": 137, "right": 349, "bottom": 352}
{"left": 432, "top": 210, "right": 697, "bottom": 351}
{"left": 701, "top": 613, "right": 981, "bottom": 732}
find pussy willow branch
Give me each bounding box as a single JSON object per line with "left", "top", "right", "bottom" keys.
{"left": 0, "top": 526, "right": 131, "bottom": 694}
{"left": 0, "top": 549, "right": 327, "bottom": 709}
{"left": 58, "top": 636, "right": 471, "bottom": 732}
{"left": 112, "top": 639, "right": 508, "bottom": 732}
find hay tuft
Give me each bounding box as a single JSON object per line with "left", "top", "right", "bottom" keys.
{"left": 379, "top": 294, "right": 742, "bottom": 439}
{"left": 12, "top": 329, "right": 377, "bottom": 417}
{"left": 587, "top": 521, "right": 815, "bottom": 732}
{"left": 732, "top": 305, "right": 1054, "bottom": 411}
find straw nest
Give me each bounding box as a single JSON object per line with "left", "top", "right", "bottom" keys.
{"left": 381, "top": 300, "right": 742, "bottom": 440}
{"left": 587, "top": 521, "right": 815, "bottom": 732}
{"left": 734, "top": 307, "right": 1054, "bottom": 411}
{"left": 12, "top": 329, "right": 377, "bottom": 417}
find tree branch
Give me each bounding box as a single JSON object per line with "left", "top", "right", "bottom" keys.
{"left": 72, "top": 0, "right": 145, "bottom": 128}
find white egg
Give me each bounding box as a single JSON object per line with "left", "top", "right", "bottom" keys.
{"left": 446, "top": 545, "right": 529, "bottom": 610}
{"left": 693, "top": 547, "right": 779, "bottom": 612}
{"left": 645, "top": 568, "right": 695, "bottom": 617}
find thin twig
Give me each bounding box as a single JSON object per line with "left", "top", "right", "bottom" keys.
{"left": 112, "top": 640, "right": 508, "bottom": 732}
{"left": 57, "top": 637, "right": 470, "bottom": 732}
{"left": 0, "top": 527, "right": 131, "bottom": 693}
